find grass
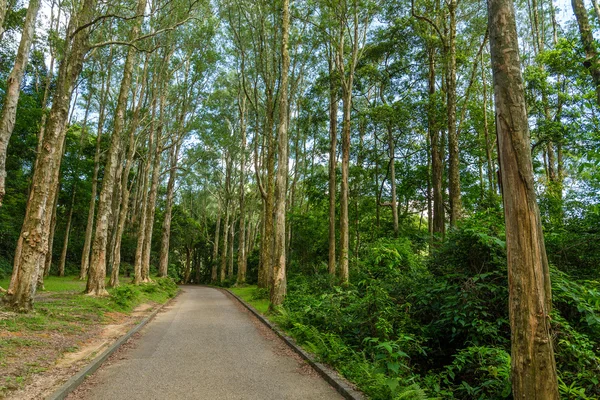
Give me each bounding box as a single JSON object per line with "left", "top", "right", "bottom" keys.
{"left": 0, "top": 275, "right": 179, "bottom": 397}
{"left": 0, "top": 276, "right": 87, "bottom": 292}
{"left": 229, "top": 285, "right": 270, "bottom": 314}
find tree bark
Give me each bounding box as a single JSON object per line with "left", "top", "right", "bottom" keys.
{"left": 328, "top": 51, "right": 338, "bottom": 277}
{"left": 80, "top": 53, "right": 113, "bottom": 280}
{"left": 220, "top": 154, "right": 231, "bottom": 283}
{"left": 58, "top": 189, "right": 76, "bottom": 277}
{"left": 481, "top": 51, "right": 495, "bottom": 195}
{"left": 236, "top": 95, "right": 248, "bottom": 285}
{"left": 387, "top": 124, "right": 398, "bottom": 237}
{"left": 0, "top": 0, "right": 7, "bottom": 39}
{"left": 0, "top": 0, "right": 41, "bottom": 206}
{"left": 3, "top": 0, "right": 98, "bottom": 311}
{"left": 429, "top": 47, "right": 445, "bottom": 240}
{"left": 227, "top": 219, "right": 234, "bottom": 279}
{"left": 487, "top": 0, "right": 559, "bottom": 397}
{"left": 447, "top": 0, "right": 462, "bottom": 226}
{"left": 158, "top": 140, "right": 181, "bottom": 278}
{"left": 211, "top": 205, "right": 221, "bottom": 282}
{"left": 271, "top": 0, "right": 290, "bottom": 308}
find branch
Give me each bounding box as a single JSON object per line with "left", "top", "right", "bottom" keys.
{"left": 411, "top": 0, "right": 445, "bottom": 44}
{"left": 90, "top": 16, "right": 194, "bottom": 50}
{"left": 70, "top": 12, "right": 146, "bottom": 39}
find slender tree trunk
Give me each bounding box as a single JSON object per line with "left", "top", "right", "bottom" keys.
{"left": 220, "top": 204, "right": 229, "bottom": 283}
{"left": 3, "top": 0, "right": 98, "bottom": 311}
{"left": 447, "top": 0, "right": 462, "bottom": 226}
{"left": 482, "top": 52, "right": 495, "bottom": 195}
{"left": 158, "top": 141, "right": 180, "bottom": 278}
{"left": 80, "top": 54, "right": 113, "bottom": 280}
{"left": 236, "top": 96, "right": 247, "bottom": 285}
{"left": 220, "top": 154, "right": 231, "bottom": 283}
{"left": 429, "top": 48, "right": 445, "bottom": 240}
{"left": 0, "top": 0, "right": 41, "bottom": 206}
{"left": 258, "top": 107, "right": 275, "bottom": 289}
{"left": 41, "top": 180, "right": 60, "bottom": 285}
{"left": 227, "top": 220, "right": 234, "bottom": 279}
{"left": 0, "top": 0, "right": 8, "bottom": 39}
{"left": 592, "top": 0, "right": 600, "bottom": 23}
{"left": 110, "top": 60, "right": 148, "bottom": 287}
{"left": 488, "top": 0, "right": 559, "bottom": 397}
{"left": 141, "top": 107, "right": 164, "bottom": 283}
{"left": 387, "top": 125, "right": 399, "bottom": 237}
{"left": 184, "top": 246, "right": 192, "bottom": 284}
{"left": 572, "top": 0, "right": 600, "bottom": 106}
{"left": 328, "top": 53, "right": 338, "bottom": 277}
{"left": 211, "top": 205, "right": 221, "bottom": 282}
{"left": 271, "top": 0, "right": 290, "bottom": 307}
{"left": 58, "top": 189, "right": 75, "bottom": 277}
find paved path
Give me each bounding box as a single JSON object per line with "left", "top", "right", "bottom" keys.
{"left": 74, "top": 286, "right": 342, "bottom": 400}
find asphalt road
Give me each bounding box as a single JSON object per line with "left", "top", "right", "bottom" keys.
{"left": 74, "top": 286, "right": 342, "bottom": 400}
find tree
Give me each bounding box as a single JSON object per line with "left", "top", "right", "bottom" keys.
{"left": 270, "top": 0, "right": 290, "bottom": 308}
{"left": 487, "top": 0, "right": 559, "bottom": 396}
{"left": 3, "top": 0, "right": 99, "bottom": 311}
{"left": 0, "top": 0, "right": 42, "bottom": 205}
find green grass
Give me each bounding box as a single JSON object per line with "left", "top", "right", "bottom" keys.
{"left": 0, "top": 276, "right": 86, "bottom": 292}
{"left": 229, "top": 285, "right": 270, "bottom": 314}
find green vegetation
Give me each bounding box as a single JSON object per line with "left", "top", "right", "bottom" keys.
{"left": 229, "top": 286, "right": 270, "bottom": 314}
{"left": 233, "top": 212, "right": 600, "bottom": 399}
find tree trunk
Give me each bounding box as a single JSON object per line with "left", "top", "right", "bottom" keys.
{"left": 327, "top": 52, "right": 338, "bottom": 277}
{"left": 447, "top": 0, "right": 462, "bottom": 226}
{"left": 41, "top": 180, "right": 60, "bottom": 284}
{"left": 387, "top": 124, "right": 398, "bottom": 237}
{"left": 592, "top": 0, "right": 600, "bottom": 23}
{"left": 236, "top": 96, "right": 247, "bottom": 285}
{"left": 482, "top": 51, "right": 495, "bottom": 196}
{"left": 58, "top": 189, "right": 76, "bottom": 277}
{"left": 271, "top": 0, "right": 290, "bottom": 308}
{"left": 258, "top": 105, "right": 275, "bottom": 289}
{"left": 141, "top": 104, "right": 164, "bottom": 283}
{"left": 80, "top": 53, "right": 113, "bottom": 280}
{"left": 0, "top": 0, "right": 41, "bottom": 206}
{"left": 3, "top": 0, "right": 98, "bottom": 311}
{"left": 220, "top": 154, "right": 231, "bottom": 283}
{"left": 571, "top": 0, "right": 600, "bottom": 106}
{"left": 158, "top": 141, "right": 180, "bottom": 278}
{"left": 211, "top": 205, "right": 221, "bottom": 282}
{"left": 487, "top": 0, "right": 559, "bottom": 397}
{"left": 429, "top": 47, "right": 445, "bottom": 240}
{"left": 0, "top": 0, "right": 7, "bottom": 39}
{"left": 227, "top": 220, "right": 234, "bottom": 279}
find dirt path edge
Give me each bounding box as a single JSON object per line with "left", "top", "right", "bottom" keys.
{"left": 45, "top": 290, "right": 182, "bottom": 400}
{"left": 223, "top": 288, "right": 365, "bottom": 400}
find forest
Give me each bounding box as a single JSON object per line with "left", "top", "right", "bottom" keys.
{"left": 0, "top": 0, "right": 599, "bottom": 398}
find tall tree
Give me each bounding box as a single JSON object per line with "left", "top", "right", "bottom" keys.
{"left": 488, "top": 0, "right": 559, "bottom": 396}
{"left": 4, "top": 0, "right": 99, "bottom": 311}
{"left": 270, "top": 0, "right": 290, "bottom": 307}
{"left": 86, "top": 0, "right": 148, "bottom": 296}
{"left": 0, "top": 0, "right": 42, "bottom": 206}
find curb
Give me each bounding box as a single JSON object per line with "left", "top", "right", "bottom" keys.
{"left": 46, "top": 290, "right": 181, "bottom": 400}
{"left": 224, "top": 289, "right": 365, "bottom": 400}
